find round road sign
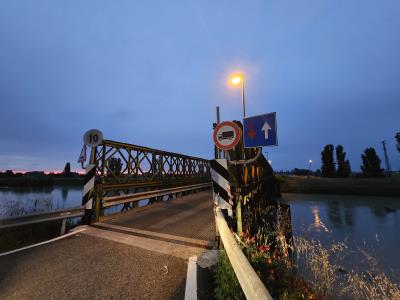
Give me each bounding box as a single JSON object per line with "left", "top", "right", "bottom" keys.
{"left": 83, "top": 129, "right": 103, "bottom": 147}
{"left": 213, "top": 121, "right": 241, "bottom": 150}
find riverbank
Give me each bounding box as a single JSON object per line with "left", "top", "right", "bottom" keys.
{"left": 278, "top": 175, "right": 400, "bottom": 197}
{"left": 0, "top": 177, "right": 83, "bottom": 187}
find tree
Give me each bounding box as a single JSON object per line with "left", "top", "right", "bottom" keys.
{"left": 321, "top": 144, "right": 335, "bottom": 177}
{"left": 335, "top": 145, "right": 351, "bottom": 178}
{"left": 361, "top": 147, "right": 384, "bottom": 177}
{"left": 63, "top": 162, "right": 71, "bottom": 175}
{"left": 109, "top": 157, "right": 123, "bottom": 175}
{"left": 396, "top": 131, "right": 400, "bottom": 153}
{"left": 4, "top": 170, "right": 14, "bottom": 177}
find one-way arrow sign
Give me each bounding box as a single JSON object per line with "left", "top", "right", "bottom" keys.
{"left": 243, "top": 112, "right": 278, "bottom": 148}
{"left": 261, "top": 122, "right": 271, "bottom": 140}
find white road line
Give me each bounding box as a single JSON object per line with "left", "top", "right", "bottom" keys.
{"left": 0, "top": 227, "right": 87, "bottom": 257}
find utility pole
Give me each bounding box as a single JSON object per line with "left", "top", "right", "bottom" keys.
{"left": 215, "top": 106, "right": 220, "bottom": 159}
{"left": 382, "top": 140, "right": 392, "bottom": 174}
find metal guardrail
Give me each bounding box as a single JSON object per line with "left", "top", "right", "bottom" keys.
{"left": 102, "top": 182, "right": 211, "bottom": 207}
{"left": 0, "top": 207, "right": 84, "bottom": 235}
{"left": 215, "top": 206, "right": 273, "bottom": 300}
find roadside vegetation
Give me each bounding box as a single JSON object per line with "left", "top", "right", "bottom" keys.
{"left": 277, "top": 175, "right": 400, "bottom": 196}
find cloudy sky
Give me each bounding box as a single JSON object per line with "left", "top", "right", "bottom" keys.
{"left": 1, "top": 0, "right": 399, "bottom": 172}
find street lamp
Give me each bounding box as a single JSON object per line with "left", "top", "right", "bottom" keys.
{"left": 308, "top": 160, "right": 313, "bottom": 178}
{"left": 229, "top": 74, "right": 245, "bottom": 118}
{"left": 228, "top": 73, "right": 246, "bottom": 236}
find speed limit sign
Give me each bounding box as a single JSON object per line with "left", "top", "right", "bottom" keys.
{"left": 83, "top": 129, "right": 103, "bottom": 147}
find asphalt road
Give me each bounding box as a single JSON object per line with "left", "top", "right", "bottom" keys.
{"left": 0, "top": 190, "right": 215, "bottom": 300}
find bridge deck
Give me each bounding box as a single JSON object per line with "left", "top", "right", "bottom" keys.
{"left": 104, "top": 190, "right": 215, "bottom": 242}
{"left": 0, "top": 190, "right": 215, "bottom": 300}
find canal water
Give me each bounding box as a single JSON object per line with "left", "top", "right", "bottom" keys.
{"left": 281, "top": 193, "right": 400, "bottom": 280}
{"left": 0, "top": 187, "right": 399, "bottom": 279}
{"left": 0, "top": 186, "right": 152, "bottom": 218}
{"left": 0, "top": 186, "right": 83, "bottom": 218}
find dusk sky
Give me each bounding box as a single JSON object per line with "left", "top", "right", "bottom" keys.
{"left": 1, "top": 0, "right": 399, "bottom": 172}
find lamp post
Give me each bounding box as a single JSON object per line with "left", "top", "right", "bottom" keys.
{"left": 229, "top": 73, "right": 245, "bottom": 235}
{"left": 230, "top": 74, "right": 245, "bottom": 118}
{"left": 308, "top": 159, "right": 313, "bottom": 178}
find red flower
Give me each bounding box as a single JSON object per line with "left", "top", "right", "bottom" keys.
{"left": 265, "top": 245, "right": 270, "bottom": 251}
{"left": 258, "top": 245, "right": 264, "bottom": 252}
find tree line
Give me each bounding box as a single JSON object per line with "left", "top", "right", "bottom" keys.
{"left": 320, "top": 130, "right": 400, "bottom": 178}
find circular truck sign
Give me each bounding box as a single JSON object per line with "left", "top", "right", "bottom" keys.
{"left": 213, "top": 121, "right": 241, "bottom": 150}
{"left": 83, "top": 129, "right": 103, "bottom": 147}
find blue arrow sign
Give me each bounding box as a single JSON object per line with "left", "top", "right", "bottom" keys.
{"left": 243, "top": 112, "right": 278, "bottom": 148}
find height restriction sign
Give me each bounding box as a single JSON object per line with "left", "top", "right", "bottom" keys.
{"left": 213, "top": 121, "right": 241, "bottom": 150}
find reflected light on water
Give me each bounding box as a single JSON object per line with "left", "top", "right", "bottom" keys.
{"left": 308, "top": 206, "right": 330, "bottom": 233}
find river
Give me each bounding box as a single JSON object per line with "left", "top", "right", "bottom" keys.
{"left": 281, "top": 193, "right": 400, "bottom": 281}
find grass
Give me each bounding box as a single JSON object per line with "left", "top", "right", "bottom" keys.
{"left": 278, "top": 175, "right": 400, "bottom": 197}
{"left": 214, "top": 249, "right": 246, "bottom": 300}
{"left": 294, "top": 237, "right": 400, "bottom": 299}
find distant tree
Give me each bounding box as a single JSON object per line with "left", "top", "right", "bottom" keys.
{"left": 109, "top": 157, "right": 123, "bottom": 175}
{"left": 321, "top": 144, "right": 335, "bottom": 177}
{"left": 315, "top": 169, "right": 321, "bottom": 177}
{"left": 396, "top": 131, "right": 400, "bottom": 153}
{"left": 290, "top": 168, "right": 310, "bottom": 176}
{"left": 361, "top": 147, "right": 384, "bottom": 177}
{"left": 335, "top": 145, "right": 351, "bottom": 178}
{"left": 63, "top": 162, "right": 71, "bottom": 175}
{"left": 4, "top": 170, "right": 14, "bottom": 177}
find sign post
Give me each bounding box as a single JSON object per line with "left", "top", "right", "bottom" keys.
{"left": 81, "top": 129, "right": 103, "bottom": 224}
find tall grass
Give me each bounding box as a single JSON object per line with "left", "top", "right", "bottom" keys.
{"left": 294, "top": 237, "right": 400, "bottom": 299}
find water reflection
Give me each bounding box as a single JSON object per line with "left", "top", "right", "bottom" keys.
{"left": 282, "top": 193, "right": 400, "bottom": 279}
{"left": 308, "top": 206, "right": 329, "bottom": 232}
{"left": 344, "top": 205, "right": 355, "bottom": 226}
{"left": 327, "top": 201, "right": 343, "bottom": 228}
{"left": 61, "top": 187, "right": 69, "bottom": 202}
{"left": 0, "top": 186, "right": 82, "bottom": 218}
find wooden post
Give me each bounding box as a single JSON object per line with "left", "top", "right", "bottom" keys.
{"left": 60, "top": 218, "right": 67, "bottom": 235}
{"left": 236, "top": 194, "right": 242, "bottom": 235}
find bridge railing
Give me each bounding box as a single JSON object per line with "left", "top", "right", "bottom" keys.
{"left": 89, "top": 140, "right": 211, "bottom": 221}
{"left": 0, "top": 207, "right": 84, "bottom": 235}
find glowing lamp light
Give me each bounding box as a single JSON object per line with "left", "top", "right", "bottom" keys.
{"left": 230, "top": 76, "right": 242, "bottom": 85}
{"left": 309, "top": 160, "right": 313, "bottom": 164}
